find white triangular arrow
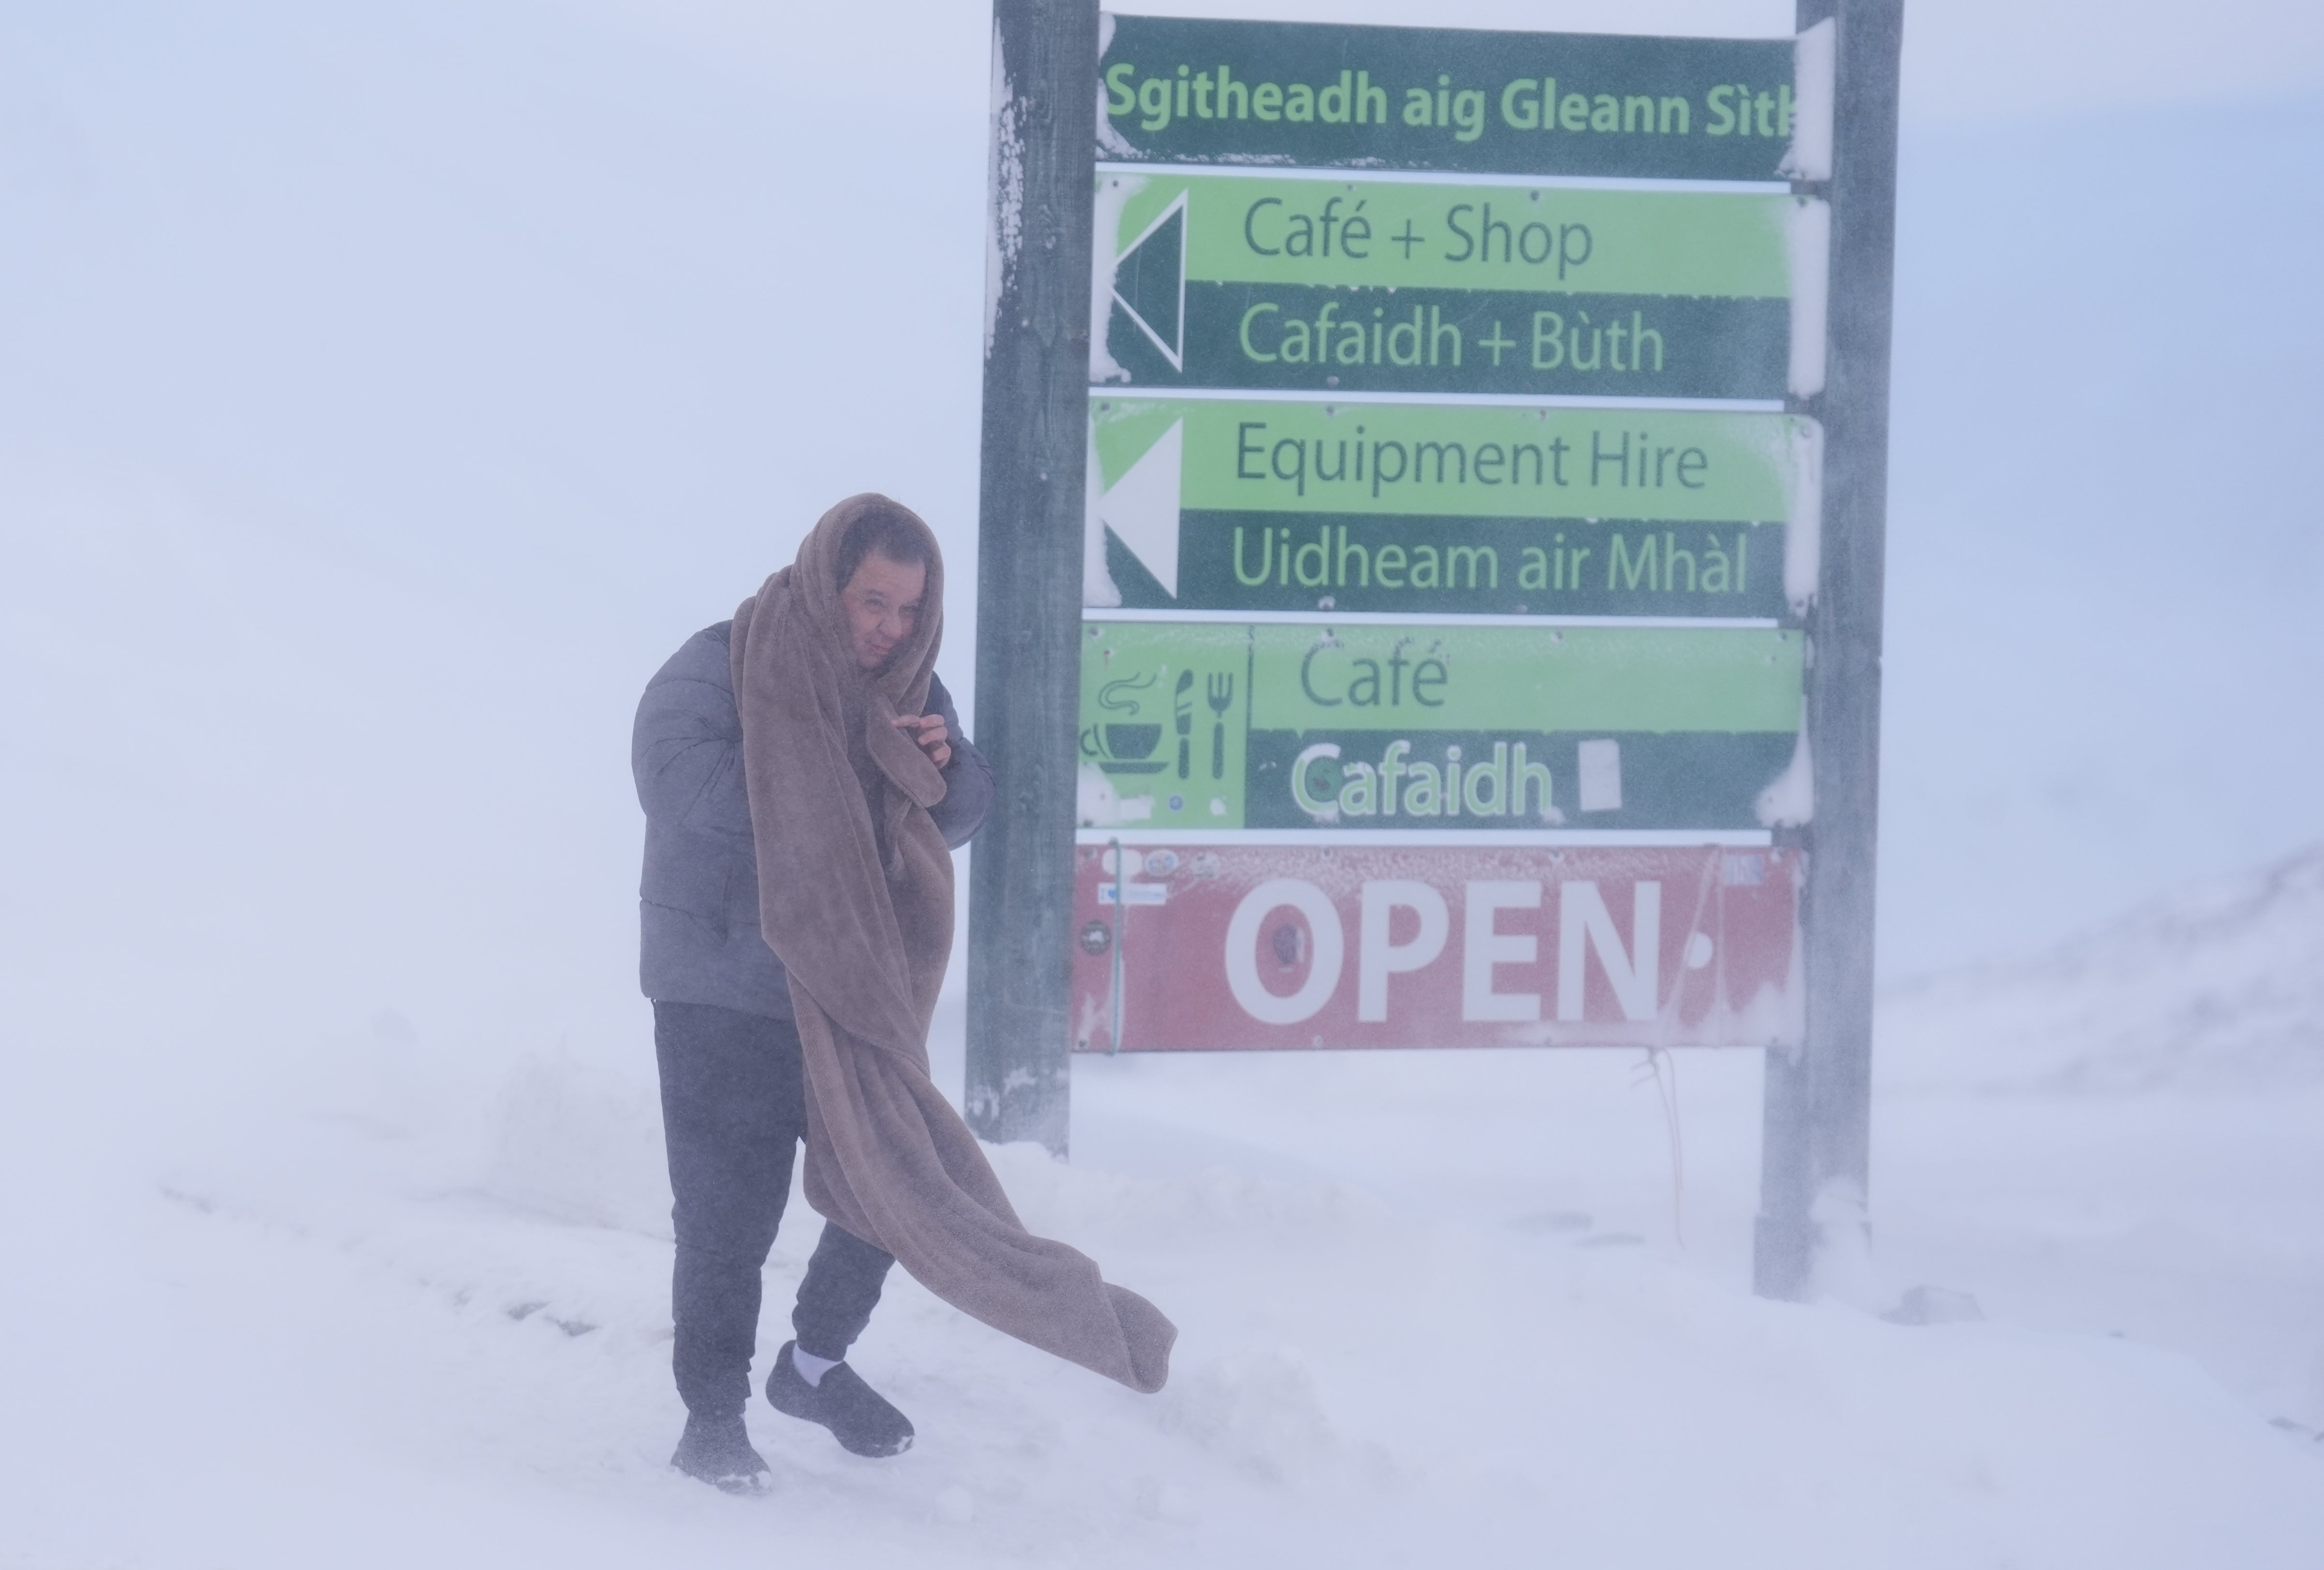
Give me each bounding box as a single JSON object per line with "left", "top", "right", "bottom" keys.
{"left": 1098, "top": 417, "right": 1183, "bottom": 598}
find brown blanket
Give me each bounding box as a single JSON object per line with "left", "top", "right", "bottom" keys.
{"left": 728, "top": 494, "right": 1175, "bottom": 1394}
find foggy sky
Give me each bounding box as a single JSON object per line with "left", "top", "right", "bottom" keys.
{"left": 2, "top": 0, "right": 2318, "bottom": 1093}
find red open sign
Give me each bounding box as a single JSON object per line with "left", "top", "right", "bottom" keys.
{"left": 1072, "top": 842, "right": 1801, "bottom": 1052}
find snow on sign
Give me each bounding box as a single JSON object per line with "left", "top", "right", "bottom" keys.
{"left": 1070, "top": 843, "right": 1802, "bottom": 1052}
{"left": 1075, "top": 12, "right": 1830, "bottom": 1053}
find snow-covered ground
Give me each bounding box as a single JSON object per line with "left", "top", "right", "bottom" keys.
{"left": 3, "top": 850, "right": 2318, "bottom": 1567}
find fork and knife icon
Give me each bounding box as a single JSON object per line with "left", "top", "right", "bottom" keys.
{"left": 1173, "top": 669, "right": 1235, "bottom": 780}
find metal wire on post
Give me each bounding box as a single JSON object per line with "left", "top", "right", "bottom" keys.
{"left": 1108, "top": 838, "right": 1126, "bottom": 1056}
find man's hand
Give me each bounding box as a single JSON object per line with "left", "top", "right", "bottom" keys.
{"left": 893, "top": 712, "right": 952, "bottom": 770}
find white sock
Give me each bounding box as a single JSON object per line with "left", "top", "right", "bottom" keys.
{"left": 792, "top": 1347, "right": 840, "bottom": 1387}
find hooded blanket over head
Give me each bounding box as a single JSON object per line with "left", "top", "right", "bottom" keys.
{"left": 728, "top": 494, "right": 1175, "bottom": 1394}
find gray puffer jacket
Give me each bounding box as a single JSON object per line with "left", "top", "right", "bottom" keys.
{"left": 633, "top": 621, "right": 994, "bottom": 1019}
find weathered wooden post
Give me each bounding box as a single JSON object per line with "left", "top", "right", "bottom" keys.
{"left": 965, "top": 0, "right": 1100, "bottom": 1154}
{"left": 1754, "top": 0, "right": 1905, "bottom": 1299}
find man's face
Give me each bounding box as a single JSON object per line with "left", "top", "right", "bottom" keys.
{"left": 839, "top": 551, "right": 927, "bottom": 670}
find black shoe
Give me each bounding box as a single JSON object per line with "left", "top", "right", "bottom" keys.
{"left": 766, "top": 1341, "right": 915, "bottom": 1458}
{"left": 670, "top": 1412, "right": 772, "bottom": 1495}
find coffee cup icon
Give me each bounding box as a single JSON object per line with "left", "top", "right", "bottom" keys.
{"left": 1095, "top": 670, "right": 1170, "bottom": 773}
{"left": 1102, "top": 723, "right": 1165, "bottom": 773}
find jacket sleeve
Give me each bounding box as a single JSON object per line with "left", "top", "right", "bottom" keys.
{"left": 632, "top": 660, "right": 754, "bottom": 848}
{"left": 926, "top": 673, "right": 994, "bottom": 850}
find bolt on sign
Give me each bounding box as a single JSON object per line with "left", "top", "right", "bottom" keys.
{"left": 1075, "top": 12, "right": 1833, "bottom": 1053}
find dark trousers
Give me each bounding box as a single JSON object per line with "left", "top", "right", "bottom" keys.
{"left": 654, "top": 1001, "right": 896, "bottom": 1419}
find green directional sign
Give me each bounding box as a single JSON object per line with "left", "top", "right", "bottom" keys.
{"left": 1077, "top": 620, "right": 1801, "bottom": 833}
{"left": 1089, "top": 397, "right": 1817, "bottom": 618}
{"left": 1074, "top": 18, "right": 1826, "bottom": 850}
{"left": 1099, "top": 15, "right": 1824, "bottom": 183}
{"left": 1097, "top": 170, "right": 1819, "bottom": 397}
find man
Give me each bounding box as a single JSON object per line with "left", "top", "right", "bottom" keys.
{"left": 632, "top": 503, "right": 993, "bottom": 1493}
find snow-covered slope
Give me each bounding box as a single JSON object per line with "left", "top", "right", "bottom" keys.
{"left": 1869, "top": 844, "right": 2324, "bottom": 1443}
{"left": 1880, "top": 845, "right": 2324, "bottom": 1095}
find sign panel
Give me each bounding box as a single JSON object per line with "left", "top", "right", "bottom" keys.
{"left": 1076, "top": 620, "right": 1804, "bottom": 834}
{"left": 1099, "top": 15, "right": 1830, "bottom": 183}
{"left": 1069, "top": 843, "right": 1803, "bottom": 1051}
{"left": 1095, "top": 171, "right": 1821, "bottom": 398}
{"left": 1088, "top": 397, "right": 1819, "bottom": 616}
{"left": 1074, "top": 13, "right": 1827, "bottom": 1054}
